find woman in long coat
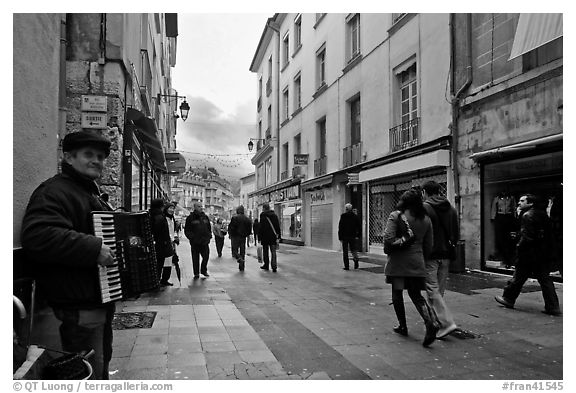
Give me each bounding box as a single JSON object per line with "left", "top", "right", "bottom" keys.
{"left": 384, "top": 189, "right": 438, "bottom": 347}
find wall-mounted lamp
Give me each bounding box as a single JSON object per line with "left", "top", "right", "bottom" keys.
{"left": 247, "top": 138, "right": 265, "bottom": 152}
{"left": 158, "top": 94, "right": 190, "bottom": 121}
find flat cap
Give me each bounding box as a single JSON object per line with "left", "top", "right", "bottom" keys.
{"left": 62, "top": 131, "right": 111, "bottom": 157}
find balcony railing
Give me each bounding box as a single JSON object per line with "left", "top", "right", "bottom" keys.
{"left": 389, "top": 118, "right": 420, "bottom": 152}
{"left": 342, "top": 141, "right": 363, "bottom": 167}
{"left": 281, "top": 170, "right": 289, "bottom": 180}
{"left": 314, "top": 156, "right": 327, "bottom": 177}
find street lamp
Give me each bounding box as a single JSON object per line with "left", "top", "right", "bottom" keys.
{"left": 158, "top": 94, "right": 190, "bottom": 121}
{"left": 247, "top": 138, "right": 266, "bottom": 152}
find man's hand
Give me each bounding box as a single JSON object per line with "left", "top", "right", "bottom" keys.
{"left": 97, "top": 244, "right": 116, "bottom": 266}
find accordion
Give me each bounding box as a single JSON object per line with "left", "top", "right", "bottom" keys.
{"left": 92, "top": 211, "right": 159, "bottom": 303}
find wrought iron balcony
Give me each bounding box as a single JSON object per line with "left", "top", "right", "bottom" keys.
{"left": 389, "top": 118, "right": 420, "bottom": 152}
{"left": 314, "top": 156, "right": 327, "bottom": 177}
{"left": 342, "top": 142, "right": 363, "bottom": 167}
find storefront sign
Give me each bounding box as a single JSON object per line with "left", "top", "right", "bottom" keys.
{"left": 81, "top": 95, "right": 107, "bottom": 112}
{"left": 268, "top": 184, "right": 300, "bottom": 202}
{"left": 309, "top": 187, "right": 333, "bottom": 206}
{"left": 81, "top": 113, "right": 107, "bottom": 129}
{"left": 484, "top": 151, "right": 562, "bottom": 182}
{"left": 294, "top": 154, "right": 309, "bottom": 165}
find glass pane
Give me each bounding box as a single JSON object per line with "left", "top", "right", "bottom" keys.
{"left": 402, "top": 102, "right": 409, "bottom": 116}
{"left": 401, "top": 87, "right": 408, "bottom": 101}
{"left": 411, "top": 81, "right": 417, "bottom": 96}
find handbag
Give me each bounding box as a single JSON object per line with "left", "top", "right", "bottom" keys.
{"left": 265, "top": 216, "right": 280, "bottom": 249}
{"left": 383, "top": 211, "right": 415, "bottom": 255}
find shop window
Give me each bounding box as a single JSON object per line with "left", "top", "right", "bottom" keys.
{"left": 482, "top": 152, "right": 562, "bottom": 277}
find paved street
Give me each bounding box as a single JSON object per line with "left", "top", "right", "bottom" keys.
{"left": 102, "top": 237, "right": 563, "bottom": 380}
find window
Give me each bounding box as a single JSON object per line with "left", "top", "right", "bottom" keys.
{"left": 347, "top": 14, "right": 361, "bottom": 60}
{"left": 265, "top": 158, "right": 272, "bottom": 186}
{"left": 294, "top": 14, "right": 302, "bottom": 51}
{"left": 267, "top": 105, "right": 272, "bottom": 134}
{"left": 282, "top": 87, "right": 290, "bottom": 122}
{"left": 316, "top": 44, "right": 326, "bottom": 88}
{"left": 399, "top": 64, "right": 417, "bottom": 124}
{"left": 318, "top": 118, "right": 327, "bottom": 157}
{"left": 350, "top": 96, "right": 361, "bottom": 145}
{"left": 294, "top": 73, "right": 302, "bottom": 110}
{"left": 258, "top": 120, "right": 262, "bottom": 140}
{"left": 266, "top": 55, "right": 272, "bottom": 96}
{"left": 315, "top": 13, "right": 326, "bottom": 27}
{"left": 294, "top": 134, "right": 301, "bottom": 154}
{"left": 282, "top": 32, "right": 290, "bottom": 68}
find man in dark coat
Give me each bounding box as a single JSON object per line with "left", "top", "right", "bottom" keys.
{"left": 338, "top": 203, "right": 361, "bottom": 270}
{"left": 149, "top": 199, "right": 174, "bottom": 286}
{"left": 184, "top": 202, "right": 212, "bottom": 278}
{"left": 495, "top": 194, "right": 561, "bottom": 315}
{"left": 21, "top": 130, "right": 115, "bottom": 379}
{"left": 228, "top": 205, "right": 253, "bottom": 271}
{"left": 422, "top": 180, "right": 459, "bottom": 338}
{"left": 258, "top": 203, "right": 281, "bottom": 272}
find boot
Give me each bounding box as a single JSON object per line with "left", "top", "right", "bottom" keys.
{"left": 160, "top": 267, "right": 173, "bottom": 286}
{"left": 392, "top": 299, "right": 408, "bottom": 336}
{"left": 414, "top": 298, "right": 439, "bottom": 347}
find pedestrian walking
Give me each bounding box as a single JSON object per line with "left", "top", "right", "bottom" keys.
{"left": 184, "top": 202, "right": 212, "bottom": 278}
{"left": 422, "top": 180, "right": 459, "bottom": 338}
{"left": 384, "top": 189, "right": 439, "bottom": 347}
{"left": 258, "top": 203, "right": 281, "bottom": 272}
{"left": 212, "top": 218, "right": 227, "bottom": 258}
{"left": 228, "top": 205, "right": 253, "bottom": 271}
{"left": 338, "top": 203, "right": 361, "bottom": 270}
{"left": 149, "top": 198, "right": 175, "bottom": 286}
{"left": 253, "top": 218, "right": 260, "bottom": 244}
{"left": 495, "top": 194, "right": 561, "bottom": 316}
{"left": 21, "top": 130, "right": 116, "bottom": 379}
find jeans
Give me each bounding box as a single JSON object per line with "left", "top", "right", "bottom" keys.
{"left": 341, "top": 239, "right": 359, "bottom": 268}
{"left": 425, "top": 259, "right": 456, "bottom": 328}
{"left": 262, "top": 244, "right": 277, "bottom": 270}
{"left": 231, "top": 236, "right": 247, "bottom": 262}
{"left": 215, "top": 236, "right": 224, "bottom": 257}
{"left": 191, "top": 243, "right": 210, "bottom": 276}
{"left": 52, "top": 304, "right": 115, "bottom": 380}
{"left": 502, "top": 260, "right": 560, "bottom": 312}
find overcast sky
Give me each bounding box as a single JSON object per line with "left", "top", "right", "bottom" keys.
{"left": 171, "top": 13, "right": 270, "bottom": 181}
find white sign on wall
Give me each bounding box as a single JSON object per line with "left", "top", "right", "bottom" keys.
{"left": 81, "top": 113, "right": 107, "bottom": 129}
{"left": 81, "top": 95, "right": 107, "bottom": 112}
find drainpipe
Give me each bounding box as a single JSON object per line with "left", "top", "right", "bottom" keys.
{"left": 267, "top": 18, "right": 281, "bottom": 184}
{"left": 450, "top": 13, "right": 472, "bottom": 221}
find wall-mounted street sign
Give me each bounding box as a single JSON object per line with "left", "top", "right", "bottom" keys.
{"left": 81, "top": 113, "right": 107, "bottom": 129}
{"left": 294, "top": 154, "right": 309, "bottom": 165}
{"left": 81, "top": 95, "right": 108, "bottom": 112}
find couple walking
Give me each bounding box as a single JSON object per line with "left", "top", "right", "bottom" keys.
{"left": 382, "top": 181, "right": 459, "bottom": 347}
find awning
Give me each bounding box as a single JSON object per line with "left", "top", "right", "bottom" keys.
{"left": 509, "top": 13, "right": 563, "bottom": 60}
{"left": 165, "top": 152, "right": 186, "bottom": 175}
{"left": 468, "top": 134, "right": 562, "bottom": 162}
{"left": 301, "top": 174, "right": 333, "bottom": 191}
{"left": 126, "top": 108, "right": 167, "bottom": 171}
{"left": 359, "top": 150, "right": 450, "bottom": 183}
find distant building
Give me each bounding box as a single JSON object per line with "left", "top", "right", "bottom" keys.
{"left": 239, "top": 173, "right": 256, "bottom": 218}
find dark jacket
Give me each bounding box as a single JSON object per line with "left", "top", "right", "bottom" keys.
{"left": 184, "top": 210, "right": 212, "bottom": 246}
{"left": 21, "top": 162, "right": 111, "bottom": 309}
{"left": 384, "top": 210, "right": 433, "bottom": 278}
{"left": 423, "top": 196, "right": 458, "bottom": 259}
{"left": 258, "top": 210, "right": 281, "bottom": 245}
{"left": 149, "top": 206, "right": 174, "bottom": 258}
{"left": 252, "top": 219, "right": 260, "bottom": 236}
{"left": 517, "top": 206, "right": 553, "bottom": 275}
{"left": 338, "top": 211, "right": 361, "bottom": 241}
{"left": 228, "top": 213, "right": 252, "bottom": 238}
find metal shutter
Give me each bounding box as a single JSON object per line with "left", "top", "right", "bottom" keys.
{"left": 311, "top": 204, "right": 333, "bottom": 249}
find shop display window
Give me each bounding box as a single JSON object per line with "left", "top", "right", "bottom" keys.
{"left": 280, "top": 202, "right": 302, "bottom": 240}
{"left": 482, "top": 152, "right": 562, "bottom": 278}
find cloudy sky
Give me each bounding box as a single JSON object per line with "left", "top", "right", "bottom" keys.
{"left": 171, "top": 13, "right": 270, "bottom": 181}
